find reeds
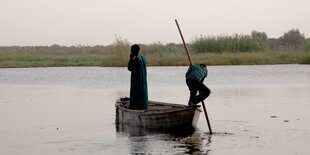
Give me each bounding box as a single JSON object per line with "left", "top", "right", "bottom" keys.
{"left": 0, "top": 46, "right": 112, "bottom": 67}
{"left": 191, "top": 34, "right": 261, "bottom": 53}
{"left": 0, "top": 36, "right": 309, "bottom": 68}
{"left": 108, "top": 35, "right": 130, "bottom": 66}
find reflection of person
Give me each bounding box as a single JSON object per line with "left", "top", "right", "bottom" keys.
{"left": 128, "top": 44, "right": 148, "bottom": 110}
{"left": 185, "top": 64, "right": 211, "bottom": 105}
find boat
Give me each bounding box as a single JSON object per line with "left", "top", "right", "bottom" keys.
{"left": 115, "top": 97, "right": 201, "bottom": 130}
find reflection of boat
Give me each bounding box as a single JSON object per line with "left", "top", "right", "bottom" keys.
{"left": 115, "top": 97, "right": 201, "bottom": 130}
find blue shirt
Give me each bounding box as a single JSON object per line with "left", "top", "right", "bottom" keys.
{"left": 185, "top": 64, "right": 208, "bottom": 82}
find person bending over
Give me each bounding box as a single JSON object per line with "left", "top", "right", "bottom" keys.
{"left": 185, "top": 64, "right": 211, "bottom": 105}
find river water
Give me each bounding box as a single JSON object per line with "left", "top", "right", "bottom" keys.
{"left": 0, "top": 65, "right": 309, "bottom": 155}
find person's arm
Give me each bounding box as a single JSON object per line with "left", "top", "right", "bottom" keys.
{"left": 128, "top": 55, "right": 139, "bottom": 71}
{"left": 185, "top": 65, "right": 193, "bottom": 77}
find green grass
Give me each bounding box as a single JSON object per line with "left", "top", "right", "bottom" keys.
{"left": 1, "top": 48, "right": 308, "bottom": 68}
{"left": 0, "top": 40, "right": 309, "bottom": 68}
{"left": 191, "top": 50, "right": 310, "bottom": 65}
{"left": 1, "top": 33, "right": 310, "bottom": 68}
{"left": 191, "top": 34, "right": 261, "bottom": 53}
{"left": 0, "top": 48, "right": 118, "bottom": 68}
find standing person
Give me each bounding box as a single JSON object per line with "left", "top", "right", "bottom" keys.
{"left": 185, "top": 64, "right": 211, "bottom": 105}
{"left": 128, "top": 44, "right": 148, "bottom": 110}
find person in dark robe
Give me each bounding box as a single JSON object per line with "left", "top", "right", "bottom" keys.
{"left": 128, "top": 44, "right": 148, "bottom": 110}
{"left": 185, "top": 64, "right": 211, "bottom": 105}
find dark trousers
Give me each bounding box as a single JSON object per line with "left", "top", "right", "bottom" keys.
{"left": 186, "top": 76, "right": 211, "bottom": 104}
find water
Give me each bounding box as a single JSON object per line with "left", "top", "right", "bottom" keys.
{"left": 0, "top": 65, "right": 309, "bottom": 155}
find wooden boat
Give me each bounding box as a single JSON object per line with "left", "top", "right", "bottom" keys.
{"left": 115, "top": 97, "right": 201, "bottom": 130}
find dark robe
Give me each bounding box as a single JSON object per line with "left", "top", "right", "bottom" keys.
{"left": 128, "top": 55, "right": 148, "bottom": 110}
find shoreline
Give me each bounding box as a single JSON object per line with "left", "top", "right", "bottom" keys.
{"left": 0, "top": 50, "right": 309, "bottom": 68}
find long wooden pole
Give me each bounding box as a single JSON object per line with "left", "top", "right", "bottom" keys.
{"left": 175, "top": 19, "right": 192, "bottom": 65}
{"left": 175, "top": 19, "right": 213, "bottom": 134}
{"left": 202, "top": 100, "right": 213, "bottom": 134}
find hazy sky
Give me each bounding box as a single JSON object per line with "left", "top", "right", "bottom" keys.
{"left": 1, "top": 0, "right": 309, "bottom": 46}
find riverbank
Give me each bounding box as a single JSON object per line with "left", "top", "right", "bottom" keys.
{"left": 0, "top": 49, "right": 309, "bottom": 68}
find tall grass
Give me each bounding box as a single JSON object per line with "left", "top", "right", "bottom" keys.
{"left": 0, "top": 36, "right": 309, "bottom": 68}
{"left": 192, "top": 51, "right": 310, "bottom": 65}
{"left": 108, "top": 36, "right": 131, "bottom": 66}
{"left": 304, "top": 41, "right": 310, "bottom": 52}
{"left": 191, "top": 34, "right": 261, "bottom": 53}
{"left": 0, "top": 45, "right": 115, "bottom": 67}
{"left": 142, "top": 43, "right": 188, "bottom": 66}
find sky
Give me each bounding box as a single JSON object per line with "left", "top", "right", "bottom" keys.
{"left": 0, "top": 0, "right": 309, "bottom": 46}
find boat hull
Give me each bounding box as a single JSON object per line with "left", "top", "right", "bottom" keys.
{"left": 115, "top": 98, "right": 201, "bottom": 130}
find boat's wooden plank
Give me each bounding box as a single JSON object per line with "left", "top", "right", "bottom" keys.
{"left": 115, "top": 97, "right": 201, "bottom": 130}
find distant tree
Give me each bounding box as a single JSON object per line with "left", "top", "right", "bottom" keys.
{"left": 305, "top": 38, "right": 310, "bottom": 52}
{"left": 50, "top": 44, "right": 61, "bottom": 48}
{"left": 266, "top": 38, "right": 280, "bottom": 49}
{"left": 279, "top": 29, "right": 305, "bottom": 49}
{"left": 251, "top": 30, "right": 267, "bottom": 48}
